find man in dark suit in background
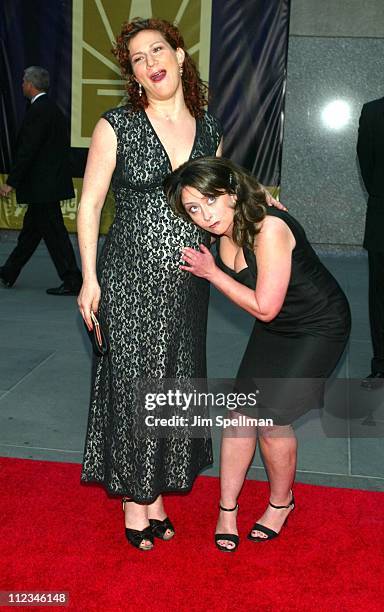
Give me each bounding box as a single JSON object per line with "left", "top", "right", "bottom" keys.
{"left": 357, "top": 97, "right": 384, "bottom": 387}
{"left": 0, "top": 66, "right": 82, "bottom": 295}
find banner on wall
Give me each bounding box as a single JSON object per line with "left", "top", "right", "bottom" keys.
{"left": 0, "top": 0, "right": 290, "bottom": 233}
{"left": 71, "top": 0, "right": 212, "bottom": 148}
{"left": 210, "top": 0, "right": 290, "bottom": 189}
{"left": 0, "top": 175, "right": 115, "bottom": 233}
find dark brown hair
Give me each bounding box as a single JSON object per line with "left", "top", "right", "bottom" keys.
{"left": 164, "top": 157, "right": 267, "bottom": 249}
{"left": 113, "top": 17, "right": 208, "bottom": 118}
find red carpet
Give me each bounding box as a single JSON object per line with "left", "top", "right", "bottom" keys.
{"left": 1, "top": 457, "right": 383, "bottom": 612}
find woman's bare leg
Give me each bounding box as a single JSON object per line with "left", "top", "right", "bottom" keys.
{"left": 216, "top": 415, "right": 257, "bottom": 550}
{"left": 250, "top": 424, "right": 297, "bottom": 538}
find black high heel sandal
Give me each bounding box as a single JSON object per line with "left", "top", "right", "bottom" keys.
{"left": 215, "top": 503, "right": 240, "bottom": 552}
{"left": 149, "top": 517, "right": 175, "bottom": 541}
{"left": 247, "top": 492, "right": 295, "bottom": 542}
{"left": 122, "top": 498, "right": 154, "bottom": 551}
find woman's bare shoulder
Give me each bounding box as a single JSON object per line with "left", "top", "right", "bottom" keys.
{"left": 255, "top": 214, "right": 295, "bottom": 250}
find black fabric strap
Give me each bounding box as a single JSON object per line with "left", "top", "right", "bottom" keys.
{"left": 215, "top": 533, "right": 239, "bottom": 544}
{"left": 219, "top": 503, "right": 239, "bottom": 512}
{"left": 269, "top": 493, "right": 294, "bottom": 509}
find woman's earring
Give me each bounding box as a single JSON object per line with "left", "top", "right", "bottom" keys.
{"left": 179, "top": 65, "right": 183, "bottom": 76}
{"left": 138, "top": 82, "right": 142, "bottom": 97}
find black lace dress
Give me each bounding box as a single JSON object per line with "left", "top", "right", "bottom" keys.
{"left": 81, "top": 106, "right": 222, "bottom": 502}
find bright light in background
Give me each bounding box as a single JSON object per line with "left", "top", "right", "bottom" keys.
{"left": 321, "top": 99, "right": 351, "bottom": 130}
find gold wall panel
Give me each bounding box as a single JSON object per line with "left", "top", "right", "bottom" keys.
{"left": 71, "top": 0, "right": 212, "bottom": 147}
{"left": 0, "top": 175, "right": 114, "bottom": 234}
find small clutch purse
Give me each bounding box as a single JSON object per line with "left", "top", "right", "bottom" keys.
{"left": 87, "top": 310, "right": 109, "bottom": 356}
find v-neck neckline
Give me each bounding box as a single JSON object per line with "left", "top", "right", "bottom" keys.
{"left": 218, "top": 253, "right": 249, "bottom": 276}
{"left": 142, "top": 109, "right": 200, "bottom": 172}
{"left": 217, "top": 237, "right": 249, "bottom": 276}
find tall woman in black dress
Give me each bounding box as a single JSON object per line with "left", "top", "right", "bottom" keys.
{"left": 165, "top": 157, "right": 351, "bottom": 552}
{"left": 77, "top": 18, "right": 222, "bottom": 551}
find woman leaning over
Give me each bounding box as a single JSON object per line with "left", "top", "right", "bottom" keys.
{"left": 166, "top": 156, "right": 351, "bottom": 552}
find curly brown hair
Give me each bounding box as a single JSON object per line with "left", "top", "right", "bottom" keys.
{"left": 113, "top": 17, "right": 208, "bottom": 118}
{"left": 164, "top": 157, "right": 267, "bottom": 250}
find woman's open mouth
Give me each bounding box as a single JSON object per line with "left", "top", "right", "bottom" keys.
{"left": 150, "top": 70, "right": 166, "bottom": 82}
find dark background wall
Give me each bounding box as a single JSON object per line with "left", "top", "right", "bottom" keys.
{"left": 280, "top": 0, "right": 384, "bottom": 247}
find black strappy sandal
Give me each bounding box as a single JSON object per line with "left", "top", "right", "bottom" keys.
{"left": 122, "top": 498, "right": 154, "bottom": 551}
{"left": 149, "top": 517, "right": 175, "bottom": 541}
{"left": 247, "top": 492, "right": 295, "bottom": 542}
{"left": 215, "top": 503, "right": 240, "bottom": 552}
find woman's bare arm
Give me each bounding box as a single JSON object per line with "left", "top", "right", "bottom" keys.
{"left": 251, "top": 216, "right": 295, "bottom": 319}
{"left": 77, "top": 118, "right": 116, "bottom": 328}
{"left": 181, "top": 217, "right": 295, "bottom": 322}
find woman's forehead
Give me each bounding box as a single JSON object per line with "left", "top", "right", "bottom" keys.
{"left": 128, "top": 30, "right": 168, "bottom": 54}
{"left": 181, "top": 186, "right": 205, "bottom": 201}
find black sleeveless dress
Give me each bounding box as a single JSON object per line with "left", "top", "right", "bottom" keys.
{"left": 81, "top": 107, "right": 222, "bottom": 502}
{"left": 216, "top": 208, "right": 351, "bottom": 425}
